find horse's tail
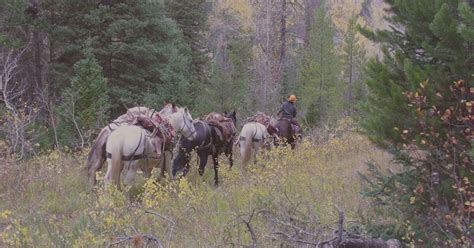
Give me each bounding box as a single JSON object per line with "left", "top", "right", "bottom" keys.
{"left": 87, "top": 127, "right": 109, "bottom": 185}
{"left": 239, "top": 127, "right": 253, "bottom": 168}
{"left": 109, "top": 141, "right": 123, "bottom": 189}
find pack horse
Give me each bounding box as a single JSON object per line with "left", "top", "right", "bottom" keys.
{"left": 172, "top": 111, "right": 237, "bottom": 186}
{"left": 87, "top": 105, "right": 196, "bottom": 187}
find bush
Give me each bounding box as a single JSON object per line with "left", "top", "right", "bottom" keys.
{"left": 0, "top": 127, "right": 394, "bottom": 246}
{"left": 361, "top": 80, "right": 473, "bottom": 246}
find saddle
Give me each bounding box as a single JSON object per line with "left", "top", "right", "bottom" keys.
{"left": 111, "top": 107, "right": 176, "bottom": 146}
{"left": 278, "top": 118, "right": 301, "bottom": 136}
{"left": 246, "top": 112, "right": 278, "bottom": 136}
{"left": 204, "top": 112, "right": 236, "bottom": 144}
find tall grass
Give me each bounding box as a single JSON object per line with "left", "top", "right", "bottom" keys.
{"left": 0, "top": 121, "right": 393, "bottom": 247}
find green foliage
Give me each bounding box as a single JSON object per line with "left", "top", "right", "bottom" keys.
{"left": 195, "top": 10, "right": 253, "bottom": 116}
{"left": 57, "top": 50, "right": 109, "bottom": 148}
{"left": 44, "top": 0, "right": 194, "bottom": 115}
{"left": 341, "top": 14, "right": 368, "bottom": 115}
{"left": 164, "top": 0, "right": 209, "bottom": 86}
{"left": 296, "top": 3, "right": 341, "bottom": 126}
{"left": 0, "top": 128, "right": 390, "bottom": 246}
{"left": 360, "top": 0, "right": 473, "bottom": 245}
{"left": 0, "top": 0, "right": 30, "bottom": 48}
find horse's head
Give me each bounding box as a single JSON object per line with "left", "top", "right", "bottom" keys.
{"left": 159, "top": 103, "right": 178, "bottom": 116}
{"left": 169, "top": 107, "right": 197, "bottom": 140}
{"left": 224, "top": 110, "right": 237, "bottom": 126}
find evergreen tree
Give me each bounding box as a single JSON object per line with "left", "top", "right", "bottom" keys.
{"left": 196, "top": 11, "right": 253, "bottom": 117}
{"left": 58, "top": 50, "right": 109, "bottom": 148}
{"left": 341, "top": 14, "right": 367, "bottom": 115}
{"left": 360, "top": 1, "right": 473, "bottom": 245}
{"left": 296, "top": 4, "right": 341, "bottom": 126}
{"left": 164, "top": 0, "right": 209, "bottom": 86}
{"left": 44, "top": 0, "right": 194, "bottom": 115}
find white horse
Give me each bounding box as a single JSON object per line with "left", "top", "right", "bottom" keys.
{"left": 104, "top": 125, "right": 163, "bottom": 190}
{"left": 155, "top": 106, "right": 197, "bottom": 180}
{"left": 87, "top": 105, "right": 197, "bottom": 185}
{"left": 239, "top": 122, "right": 270, "bottom": 170}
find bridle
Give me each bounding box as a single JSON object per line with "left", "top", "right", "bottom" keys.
{"left": 178, "top": 114, "right": 197, "bottom": 140}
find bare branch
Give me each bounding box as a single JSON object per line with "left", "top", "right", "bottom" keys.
{"left": 106, "top": 233, "right": 164, "bottom": 248}
{"left": 145, "top": 210, "right": 176, "bottom": 248}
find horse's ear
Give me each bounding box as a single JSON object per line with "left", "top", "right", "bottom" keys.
{"left": 184, "top": 107, "right": 188, "bottom": 113}
{"left": 232, "top": 110, "right": 236, "bottom": 117}
{"left": 172, "top": 103, "right": 177, "bottom": 113}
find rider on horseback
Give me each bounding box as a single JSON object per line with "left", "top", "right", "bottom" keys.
{"left": 278, "top": 94, "right": 301, "bottom": 130}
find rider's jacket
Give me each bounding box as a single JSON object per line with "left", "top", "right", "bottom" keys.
{"left": 279, "top": 101, "right": 296, "bottom": 119}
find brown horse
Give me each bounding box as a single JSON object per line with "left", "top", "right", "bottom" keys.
{"left": 275, "top": 118, "right": 302, "bottom": 149}
{"left": 172, "top": 112, "right": 237, "bottom": 186}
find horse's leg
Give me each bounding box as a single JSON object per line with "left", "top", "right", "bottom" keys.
{"left": 212, "top": 153, "right": 219, "bottom": 186}
{"left": 140, "top": 158, "right": 151, "bottom": 179}
{"left": 172, "top": 148, "right": 190, "bottom": 177}
{"left": 164, "top": 150, "right": 173, "bottom": 179}
{"left": 253, "top": 142, "right": 260, "bottom": 163}
{"left": 105, "top": 159, "right": 122, "bottom": 191}
{"left": 88, "top": 129, "right": 110, "bottom": 186}
{"left": 290, "top": 135, "right": 296, "bottom": 149}
{"left": 124, "top": 161, "right": 139, "bottom": 187}
{"left": 226, "top": 143, "right": 233, "bottom": 168}
{"left": 104, "top": 159, "right": 113, "bottom": 189}
{"left": 198, "top": 151, "right": 208, "bottom": 176}
{"left": 88, "top": 156, "right": 105, "bottom": 186}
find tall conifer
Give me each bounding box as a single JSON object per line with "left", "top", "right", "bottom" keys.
{"left": 297, "top": 4, "right": 340, "bottom": 126}
{"left": 360, "top": 1, "right": 473, "bottom": 245}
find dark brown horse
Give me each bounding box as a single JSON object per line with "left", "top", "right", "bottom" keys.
{"left": 275, "top": 118, "right": 302, "bottom": 149}
{"left": 172, "top": 112, "right": 237, "bottom": 186}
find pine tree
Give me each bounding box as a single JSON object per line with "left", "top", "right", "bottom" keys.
{"left": 196, "top": 10, "right": 253, "bottom": 116}
{"left": 44, "top": 0, "right": 194, "bottom": 115}
{"left": 58, "top": 50, "right": 109, "bottom": 148}
{"left": 360, "top": 0, "right": 473, "bottom": 245}
{"left": 341, "top": 14, "right": 367, "bottom": 115}
{"left": 164, "top": 0, "right": 209, "bottom": 86}
{"left": 296, "top": 4, "right": 341, "bottom": 126}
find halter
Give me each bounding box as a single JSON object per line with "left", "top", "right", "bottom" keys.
{"left": 178, "top": 114, "right": 197, "bottom": 140}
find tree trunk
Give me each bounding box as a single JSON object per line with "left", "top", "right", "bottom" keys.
{"left": 33, "top": 29, "right": 43, "bottom": 90}
{"left": 304, "top": 0, "right": 321, "bottom": 47}
{"left": 348, "top": 43, "right": 354, "bottom": 115}
{"left": 279, "top": 0, "right": 287, "bottom": 65}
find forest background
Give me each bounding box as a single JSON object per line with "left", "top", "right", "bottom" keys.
{"left": 0, "top": 0, "right": 472, "bottom": 247}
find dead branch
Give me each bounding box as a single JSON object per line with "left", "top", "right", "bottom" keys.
{"left": 238, "top": 208, "right": 258, "bottom": 248}
{"left": 0, "top": 37, "right": 33, "bottom": 157}
{"left": 272, "top": 231, "right": 319, "bottom": 246}
{"left": 267, "top": 203, "right": 400, "bottom": 248}
{"left": 106, "top": 233, "right": 164, "bottom": 248}
{"left": 145, "top": 210, "right": 176, "bottom": 248}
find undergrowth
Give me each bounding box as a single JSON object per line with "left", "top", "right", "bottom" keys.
{"left": 0, "top": 122, "right": 393, "bottom": 247}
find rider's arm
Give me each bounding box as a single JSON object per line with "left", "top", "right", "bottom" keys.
{"left": 277, "top": 105, "right": 283, "bottom": 115}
